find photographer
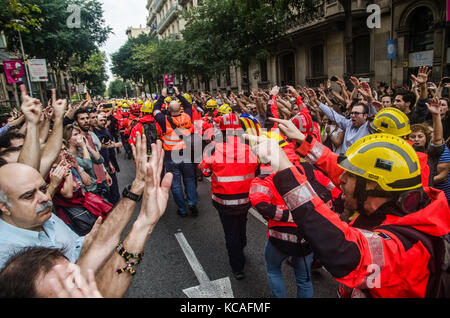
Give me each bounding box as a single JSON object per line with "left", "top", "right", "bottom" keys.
{"left": 152, "top": 86, "right": 199, "bottom": 217}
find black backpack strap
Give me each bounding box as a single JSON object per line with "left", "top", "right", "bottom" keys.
{"left": 376, "top": 224, "right": 444, "bottom": 297}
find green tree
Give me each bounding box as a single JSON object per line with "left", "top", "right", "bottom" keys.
{"left": 4, "top": 0, "right": 111, "bottom": 71}
{"left": 0, "top": 0, "right": 43, "bottom": 33}
{"left": 71, "top": 50, "right": 108, "bottom": 97}
{"left": 180, "top": 0, "right": 320, "bottom": 79}
{"left": 107, "top": 79, "right": 131, "bottom": 99}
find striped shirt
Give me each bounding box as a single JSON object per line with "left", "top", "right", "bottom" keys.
{"left": 434, "top": 145, "right": 450, "bottom": 202}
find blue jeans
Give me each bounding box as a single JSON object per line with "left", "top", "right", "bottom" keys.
{"left": 264, "top": 240, "right": 314, "bottom": 298}
{"left": 165, "top": 159, "right": 197, "bottom": 214}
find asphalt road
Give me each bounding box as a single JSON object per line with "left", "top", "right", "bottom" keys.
{"left": 113, "top": 151, "right": 339, "bottom": 298}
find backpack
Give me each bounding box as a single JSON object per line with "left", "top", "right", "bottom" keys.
{"left": 143, "top": 122, "right": 158, "bottom": 154}
{"left": 377, "top": 224, "right": 450, "bottom": 298}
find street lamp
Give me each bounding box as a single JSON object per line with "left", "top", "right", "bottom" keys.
{"left": 11, "top": 19, "right": 33, "bottom": 96}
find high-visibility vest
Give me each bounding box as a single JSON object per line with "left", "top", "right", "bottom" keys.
{"left": 161, "top": 113, "right": 192, "bottom": 151}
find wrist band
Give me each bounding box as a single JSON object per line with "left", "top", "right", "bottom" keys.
{"left": 115, "top": 242, "right": 144, "bottom": 276}
{"left": 115, "top": 242, "right": 144, "bottom": 262}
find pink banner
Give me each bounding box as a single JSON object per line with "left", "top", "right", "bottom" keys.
{"left": 448, "top": 0, "right": 450, "bottom": 22}
{"left": 3, "top": 60, "right": 25, "bottom": 84}
{"left": 164, "top": 74, "right": 174, "bottom": 86}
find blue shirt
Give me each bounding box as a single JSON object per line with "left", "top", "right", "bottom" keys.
{"left": 0, "top": 213, "right": 85, "bottom": 269}
{"left": 318, "top": 103, "right": 376, "bottom": 154}
{"left": 0, "top": 123, "right": 10, "bottom": 136}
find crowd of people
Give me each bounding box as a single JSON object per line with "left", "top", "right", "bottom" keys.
{"left": 0, "top": 65, "right": 449, "bottom": 298}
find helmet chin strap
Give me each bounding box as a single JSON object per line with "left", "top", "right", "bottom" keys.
{"left": 353, "top": 176, "right": 369, "bottom": 216}
{"left": 353, "top": 176, "right": 394, "bottom": 216}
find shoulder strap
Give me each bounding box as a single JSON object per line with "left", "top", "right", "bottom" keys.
{"left": 376, "top": 224, "right": 446, "bottom": 297}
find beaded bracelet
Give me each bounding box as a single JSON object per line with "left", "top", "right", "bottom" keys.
{"left": 115, "top": 242, "right": 144, "bottom": 262}
{"left": 115, "top": 242, "right": 144, "bottom": 276}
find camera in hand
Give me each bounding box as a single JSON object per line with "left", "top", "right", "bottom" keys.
{"left": 167, "top": 85, "right": 175, "bottom": 95}
{"left": 280, "top": 86, "right": 288, "bottom": 94}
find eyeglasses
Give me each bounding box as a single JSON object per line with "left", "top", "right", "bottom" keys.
{"left": 350, "top": 111, "right": 366, "bottom": 116}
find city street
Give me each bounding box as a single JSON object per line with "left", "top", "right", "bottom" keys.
{"left": 114, "top": 152, "right": 339, "bottom": 299}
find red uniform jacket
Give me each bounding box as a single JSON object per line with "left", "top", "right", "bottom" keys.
{"left": 199, "top": 136, "right": 259, "bottom": 212}
{"left": 273, "top": 135, "right": 450, "bottom": 297}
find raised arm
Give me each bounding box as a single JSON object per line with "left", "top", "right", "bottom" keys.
{"left": 76, "top": 132, "right": 148, "bottom": 278}
{"left": 40, "top": 90, "right": 66, "bottom": 177}
{"left": 95, "top": 138, "right": 172, "bottom": 298}
{"left": 17, "top": 85, "right": 42, "bottom": 170}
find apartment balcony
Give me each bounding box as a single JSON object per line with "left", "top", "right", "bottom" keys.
{"left": 153, "top": 0, "right": 166, "bottom": 13}
{"left": 146, "top": 0, "right": 153, "bottom": 10}
{"left": 147, "top": 11, "right": 157, "bottom": 26}
{"left": 156, "top": 4, "right": 179, "bottom": 34}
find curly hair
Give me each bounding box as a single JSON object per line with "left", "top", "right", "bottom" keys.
{"left": 410, "top": 124, "right": 432, "bottom": 149}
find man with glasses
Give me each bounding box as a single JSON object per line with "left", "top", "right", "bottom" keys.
{"left": 307, "top": 89, "right": 376, "bottom": 154}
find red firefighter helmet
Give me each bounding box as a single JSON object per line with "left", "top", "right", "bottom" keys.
{"left": 130, "top": 102, "right": 141, "bottom": 114}
{"left": 219, "top": 113, "right": 242, "bottom": 131}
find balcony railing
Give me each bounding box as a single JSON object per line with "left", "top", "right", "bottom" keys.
{"left": 147, "top": 11, "right": 157, "bottom": 26}
{"left": 156, "top": 4, "right": 179, "bottom": 34}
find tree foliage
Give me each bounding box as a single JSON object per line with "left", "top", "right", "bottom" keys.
{"left": 3, "top": 0, "right": 112, "bottom": 71}
{"left": 71, "top": 50, "right": 108, "bottom": 96}
{"left": 110, "top": 0, "right": 321, "bottom": 88}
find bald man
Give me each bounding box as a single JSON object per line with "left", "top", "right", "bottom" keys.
{"left": 153, "top": 86, "right": 199, "bottom": 217}
{"left": 0, "top": 163, "right": 85, "bottom": 269}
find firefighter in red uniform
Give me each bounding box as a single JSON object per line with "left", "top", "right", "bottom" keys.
{"left": 249, "top": 133, "right": 340, "bottom": 298}
{"left": 198, "top": 112, "right": 260, "bottom": 280}
{"left": 129, "top": 100, "right": 160, "bottom": 155}
{"left": 118, "top": 101, "right": 133, "bottom": 159}
{"left": 246, "top": 117, "right": 450, "bottom": 298}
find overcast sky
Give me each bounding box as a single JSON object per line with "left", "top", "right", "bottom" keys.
{"left": 99, "top": 0, "right": 148, "bottom": 85}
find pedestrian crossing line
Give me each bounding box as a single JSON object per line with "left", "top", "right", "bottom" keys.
{"left": 203, "top": 177, "right": 267, "bottom": 226}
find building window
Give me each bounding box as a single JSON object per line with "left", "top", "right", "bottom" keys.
{"left": 311, "top": 45, "right": 324, "bottom": 78}
{"left": 260, "top": 59, "right": 268, "bottom": 82}
{"left": 353, "top": 35, "right": 370, "bottom": 74}
{"left": 409, "top": 7, "right": 434, "bottom": 53}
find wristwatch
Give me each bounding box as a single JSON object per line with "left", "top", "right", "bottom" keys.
{"left": 122, "top": 184, "right": 142, "bottom": 202}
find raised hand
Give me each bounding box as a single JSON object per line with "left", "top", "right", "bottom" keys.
{"left": 48, "top": 264, "right": 103, "bottom": 298}
{"left": 426, "top": 97, "right": 441, "bottom": 116}
{"left": 269, "top": 117, "right": 306, "bottom": 143}
{"left": 20, "top": 84, "right": 42, "bottom": 125}
{"left": 244, "top": 134, "right": 292, "bottom": 172}
{"left": 139, "top": 139, "right": 173, "bottom": 226}
{"left": 411, "top": 66, "right": 431, "bottom": 86}
{"left": 358, "top": 82, "right": 374, "bottom": 102}
{"left": 51, "top": 89, "right": 67, "bottom": 120}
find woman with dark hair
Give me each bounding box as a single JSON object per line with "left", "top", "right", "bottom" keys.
{"left": 409, "top": 99, "right": 450, "bottom": 201}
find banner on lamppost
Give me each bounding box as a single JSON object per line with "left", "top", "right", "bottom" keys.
{"left": 164, "top": 74, "right": 174, "bottom": 86}
{"left": 28, "top": 59, "right": 48, "bottom": 82}
{"left": 447, "top": 0, "right": 450, "bottom": 22}
{"left": 3, "top": 60, "right": 25, "bottom": 84}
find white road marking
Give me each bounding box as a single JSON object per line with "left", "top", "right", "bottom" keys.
{"left": 175, "top": 232, "right": 234, "bottom": 298}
